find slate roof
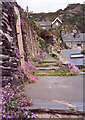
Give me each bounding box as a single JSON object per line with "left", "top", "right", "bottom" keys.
{"left": 37, "top": 21, "right": 52, "bottom": 27}
{"left": 62, "top": 33, "right": 85, "bottom": 42}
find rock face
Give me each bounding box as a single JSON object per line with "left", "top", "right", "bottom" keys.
{"left": 0, "top": 2, "right": 40, "bottom": 86}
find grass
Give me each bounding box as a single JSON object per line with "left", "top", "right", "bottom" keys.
{"left": 38, "top": 64, "right": 49, "bottom": 67}
{"left": 42, "top": 61, "right": 56, "bottom": 63}
{"left": 81, "top": 68, "right": 85, "bottom": 72}
{"left": 35, "top": 73, "right": 77, "bottom": 76}
{"left": 35, "top": 69, "right": 78, "bottom": 76}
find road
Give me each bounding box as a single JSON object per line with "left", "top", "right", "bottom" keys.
{"left": 25, "top": 75, "right": 83, "bottom": 111}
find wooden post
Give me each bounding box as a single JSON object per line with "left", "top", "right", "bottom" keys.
{"left": 14, "top": 6, "right": 25, "bottom": 68}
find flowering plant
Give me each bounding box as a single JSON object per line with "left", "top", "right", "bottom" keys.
{"left": 49, "top": 44, "right": 52, "bottom": 48}
{"left": 14, "top": 46, "right": 37, "bottom": 84}
{"left": 55, "top": 58, "right": 81, "bottom": 76}
{"left": 18, "top": 61, "right": 37, "bottom": 84}
{"left": 32, "top": 49, "right": 45, "bottom": 64}
{"left": 2, "top": 83, "right": 36, "bottom": 119}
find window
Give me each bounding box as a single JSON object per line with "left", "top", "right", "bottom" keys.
{"left": 42, "top": 27, "right": 46, "bottom": 30}
{"left": 56, "top": 22, "right": 59, "bottom": 26}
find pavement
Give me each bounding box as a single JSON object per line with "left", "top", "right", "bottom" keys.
{"left": 25, "top": 75, "right": 83, "bottom": 112}
{"left": 25, "top": 53, "right": 84, "bottom": 114}
{"left": 60, "top": 49, "right": 84, "bottom": 66}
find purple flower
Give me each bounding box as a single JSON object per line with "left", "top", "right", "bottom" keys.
{"left": 3, "top": 114, "right": 6, "bottom": 118}
{"left": 27, "top": 115, "right": 30, "bottom": 118}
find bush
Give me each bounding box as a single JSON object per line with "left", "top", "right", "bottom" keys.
{"left": 39, "top": 37, "right": 45, "bottom": 50}
{"left": 81, "top": 50, "right": 85, "bottom": 55}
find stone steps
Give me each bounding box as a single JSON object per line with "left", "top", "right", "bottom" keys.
{"left": 36, "top": 66, "right": 60, "bottom": 70}
{"left": 36, "top": 55, "right": 60, "bottom": 75}
{"left": 23, "top": 100, "right": 83, "bottom": 115}
{"left": 41, "top": 62, "right": 56, "bottom": 66}
{"left": 43, "top": 60, "right": 56, "bottom": 63}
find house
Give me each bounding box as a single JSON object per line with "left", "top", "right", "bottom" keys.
{"left": 37, "top": 20, "right": 52, "bottom": 30}
{"left": 62, "top": 33, "right": 85, "bottom": 49}
{"left": 51, "top": 17, "right": 62, "bottom": 28}
{"left": 37, "top": 17, "right": 62, "bottom": 30}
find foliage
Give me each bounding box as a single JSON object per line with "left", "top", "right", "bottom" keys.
{"left": 2, "top": 83, "right": 36, "bottom": 119}
{"left": 36, "top": 53, "right": 81, "bottom": 76}
{"left": 35, "top": 62, "right": 80, "bottom": 76}
{"left": 42, "top": 61, "right": 56, "bottom": 63}
{"left": 14, "top": 11, "right": 18, "bottom": 24}
{"left": 39, "top": 37, "right": 45, "bottom": 50}
{"left": 55, "top": 58, "right": 81, "bottom": 75}
{"left": 81, "top": 68, "right": 85, "bottom": 72}
{"left": 32, "top": 49, "right": 45, "bottom": 64}
{"left": 63, "top": 15, "right": 85, "bottom": 33}
{"left": 81, "top": 50, "right": 85, "bottom": 55}
{"left": 14, "top": 46, "right": 37, "bottom": 84}
{"left": 2, "top": 46, "right": 38, "bottom": 119}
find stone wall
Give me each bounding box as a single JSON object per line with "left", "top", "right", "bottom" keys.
{"left": 1, "top": 2, "right": 18, "bottom": 86}
{"left": 18, "top": 5, "right": 40, "bottom": 59}
{"left": 0, "top": 2, "right": 40, "bottom": 86}
{"left": 66, "top": 41, "right": 84, "bottom": 49}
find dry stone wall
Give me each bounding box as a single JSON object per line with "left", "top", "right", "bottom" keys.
{"left": 1, "top": 2, "right": 18, "bottom": 86}
{"left": 0, "top": 2, "right": 40, "bottom": 86}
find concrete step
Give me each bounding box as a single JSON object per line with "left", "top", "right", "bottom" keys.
{"left": 23, "top": 100, "right": 83, "bottom": 114}
{"left": 43, "top": 60, "right": 56, "bottom": 63}
{"left": 25, "top": 100, "right": 70, "bottom": 110}
{"left": 41, "top": 62, "right": 56, "bottom": 66}
{"left": 36, "top": 66, "right": 60, "bottom": 70}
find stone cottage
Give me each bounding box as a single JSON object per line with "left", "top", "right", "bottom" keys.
{"left": 62, "top": 33, "right": 85, "bottom": 49}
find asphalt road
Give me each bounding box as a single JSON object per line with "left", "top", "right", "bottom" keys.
{"left": 25, "top": 75, "right": 83, "bottom": 104}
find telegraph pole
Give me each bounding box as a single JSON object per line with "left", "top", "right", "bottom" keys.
{"left": 26, "top": 6, "right": 29, "bottom": 18}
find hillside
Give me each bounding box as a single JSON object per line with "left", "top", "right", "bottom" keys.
{"left": 30, "top": 3, "right": 85, "bottom": 33}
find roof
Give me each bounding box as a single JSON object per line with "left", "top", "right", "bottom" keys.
{"left": 52, "top": 17, "right": 62, "bottom": 25}
{"left": 37, "top": 21, "right": 52, "bottom": 27}
{"left": 62, "top": 33, "right": 85, "bottom": 42}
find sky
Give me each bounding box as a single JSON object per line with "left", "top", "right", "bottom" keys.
{"left": 16, "top": 0, "right": 84, "bottom": 13}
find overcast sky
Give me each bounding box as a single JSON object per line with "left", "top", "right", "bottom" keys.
{"left": 16, "top": 0, "right": 84, "bottom": 13}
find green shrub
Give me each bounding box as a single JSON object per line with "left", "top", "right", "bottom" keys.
{"left": 81, "top": 68, "right": 85, "bottom": 72}
{"left": 81, "top": 50, "right": 85, "bottom": 55}
{"left": 39, "top": 37, "right": 45, "bottom": 50}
